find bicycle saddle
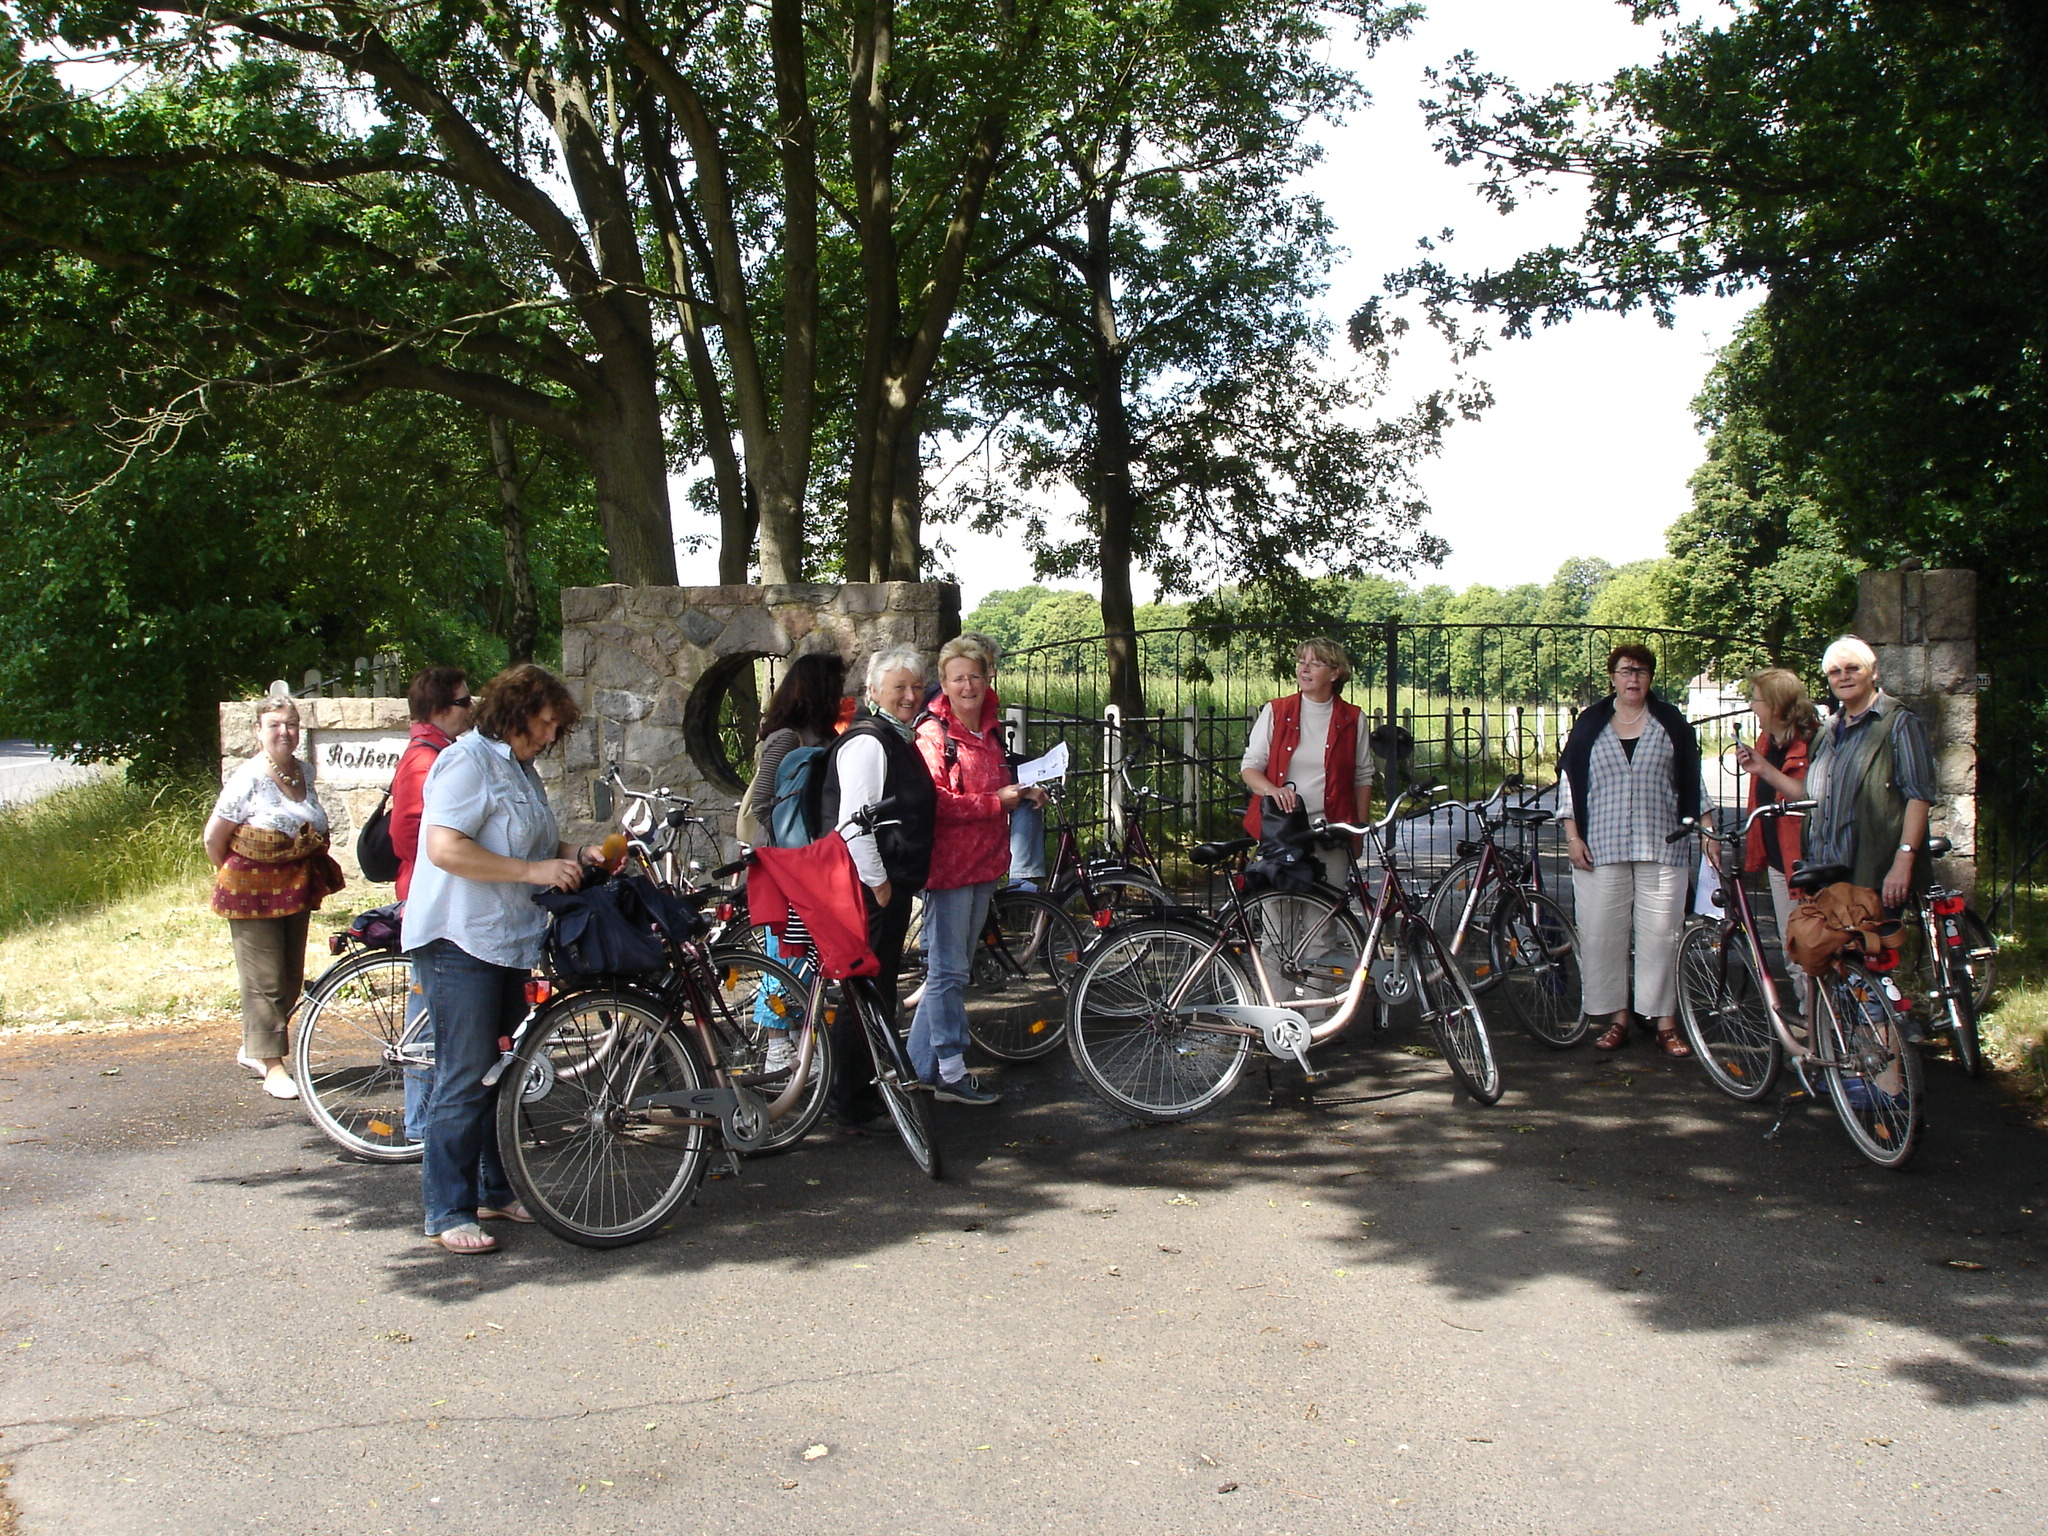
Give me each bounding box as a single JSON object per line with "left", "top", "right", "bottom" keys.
{"left": 1503, "top": 807, "right": 1553, "bottom": 828}
{"left": 1190, "top": 837, "right": 1256, "bottom": 867}
{"left": 1926, "top": 834, "right": 1952, "bottom": 857}
{"left": 1790, "top": 859, "right": 1851, "bottom": 891}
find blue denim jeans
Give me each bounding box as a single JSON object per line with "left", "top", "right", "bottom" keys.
{"left": 409, "top": 939, "right": 521, "bottom": 1235}
{"left": 1009, "top": 800, "right": 1048, "bottom": 883}
{"left": 402, "top": 972, "right": 434, "bottom": 1144}
{"left": 909, "top": 881, "right": 994, "bottom": 1083}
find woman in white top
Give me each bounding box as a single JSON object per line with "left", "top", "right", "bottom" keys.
{"left": 1240, "top": 638, "right": 1374, "bottom": 886}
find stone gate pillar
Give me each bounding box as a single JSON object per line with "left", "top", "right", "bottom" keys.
{"left": 1854, "top": 568, "right": 1978, "bottom": 897}
{"left": 548, "top": 581, "right": 960, "bottom": 843}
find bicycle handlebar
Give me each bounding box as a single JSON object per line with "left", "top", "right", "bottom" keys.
{"left": 1665, "top": 798, "right": 1817, "bottom": 846}
{"left": 1321, "top": 781, "right": 1447, "bottom": 841}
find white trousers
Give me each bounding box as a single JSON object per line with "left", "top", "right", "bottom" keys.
{"left": 1573, "top": 861, "right": 1689, "bottom": 1018}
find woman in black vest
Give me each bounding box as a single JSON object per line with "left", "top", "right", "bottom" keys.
{"left": 818, "top": 645, "right": 938, "bottom": 1131}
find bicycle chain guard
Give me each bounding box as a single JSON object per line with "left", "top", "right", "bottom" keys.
{"left": 1186, "top": 1004, "right": 1314, "bottom": 1075}
{"left": 628, "top": 1083, "right": 773, "bottom": 1151}
{"left": 1372, "top": 953, "right": 1413, "bottom": 1006}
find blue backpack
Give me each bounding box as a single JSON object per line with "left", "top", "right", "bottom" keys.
{"left": 769, "top": 744, "right": 828, "bottom": 847}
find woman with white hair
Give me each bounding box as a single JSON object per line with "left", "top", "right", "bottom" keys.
{"left": 1804, "top": 636, "right": 1937, "bottom": 911}
{"left": 815, "top": 646, "right": 939, "bottom": 1130}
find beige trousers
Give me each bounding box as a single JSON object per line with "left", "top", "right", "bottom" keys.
{"left": 1573, "top": 861, "right": 1688, "bottom": 1018}
{"left": 227, "top": 911, "right": 310, "bottom": 1060}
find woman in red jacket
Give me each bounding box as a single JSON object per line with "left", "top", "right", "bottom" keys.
{"left": 1733, "top": 666, "right": 1820, "bottom": 1016}
{"left": 908, "top": 637, "right": 1048, "bottom": 1103}
{"left": 389, "top": 665, "right": 473, "bottom": 1141}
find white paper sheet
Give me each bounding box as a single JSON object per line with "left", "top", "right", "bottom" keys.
{"left": 1016, "top": 740, "right": 1069, "bottom": 786}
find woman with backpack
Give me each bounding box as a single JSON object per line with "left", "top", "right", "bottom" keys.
{"left": 909, "top": 637, "right": 1049, "bottom": 1104}
{"left": 739, "top": 652, "right": 848, "bottom": 1071}
{"left": 816, "top": 646, "right": 938, "bottom": 1131}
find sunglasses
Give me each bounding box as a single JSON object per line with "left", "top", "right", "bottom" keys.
{"left": 450, "top": 696, "right": 475, "bottom": 709}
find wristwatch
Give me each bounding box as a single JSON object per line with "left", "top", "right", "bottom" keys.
{"left": 1897, "top": 843, "right": 1915, "bottom": 854}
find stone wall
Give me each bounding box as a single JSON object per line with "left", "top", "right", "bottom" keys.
{"left": 552, "top": 582, "right": 960, "bottom": 845}
{"left": 218, "top": 695, "right": 412, "bottom": 893}
{"left": 1854, "top": 567, "right": 1978, "bottom": 895}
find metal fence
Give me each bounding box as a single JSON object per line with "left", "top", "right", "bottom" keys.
{"left": 996, "top": 621, "right": 1774, "bottom": 910}
{"left": 1977, "top": 643, "right": 2048, "bottom": 941}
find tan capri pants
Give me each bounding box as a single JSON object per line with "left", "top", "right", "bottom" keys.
{"left": 1573, "top": 861, "right": 1688, "bottom": 1018}
{"left": 227, "top": 911, "right": 311, "bottom": 1060}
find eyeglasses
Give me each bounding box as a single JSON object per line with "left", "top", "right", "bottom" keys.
{"left": 1612, "top": 666, "right": 1652, "bottom": 678}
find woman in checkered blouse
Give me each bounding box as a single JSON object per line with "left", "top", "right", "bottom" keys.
{"left": 1557, "top": 645, "right": 1716, "bottom": 1057}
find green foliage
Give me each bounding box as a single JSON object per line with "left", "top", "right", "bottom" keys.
{"left": 1660, "top": 316, "right": 1862, "bottom": 667}
{"left": 0, "top": 772, "right": 212, "bottom": 936}
{"left": 0, "top": 390, "right": 608, "bottom": 773}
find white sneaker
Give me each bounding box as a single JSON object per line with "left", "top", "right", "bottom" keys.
{"left": 762, "top": 1037, "right": 798, "bottom": 1075}
{"left": 235, "top": 1051, "right": 267, "bottom": 1078}
{"left": 262, "top": 1071, "right": 299, "bottom": 1100}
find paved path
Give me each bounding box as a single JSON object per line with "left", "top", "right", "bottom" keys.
{"left": 2, "top": 1013, "right": 2044, "bottom": 1535}
{"left": 0, "top": 743, "right": 111, "bottom": 808}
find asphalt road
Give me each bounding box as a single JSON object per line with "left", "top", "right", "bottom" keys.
{"left": 0, "top": 744, "right": 109, "bottom": 809}
{"left": 2, "top": 1007, "right": 2044, "bottom": 1535}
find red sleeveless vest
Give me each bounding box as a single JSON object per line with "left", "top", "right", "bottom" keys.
{"left": 1243, "top": 692, "right": 1364, "bottom": 838}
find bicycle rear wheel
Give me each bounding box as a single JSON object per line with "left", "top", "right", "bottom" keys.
{"left": 496, "top": 990, "right": 712, "bottom": 1247}
{"left": 702, "top": 946, "right": 832, "bottom": 1152}
{"left": 1675, "top": 923, "right": 1781, "bottom": 1102}
{"left": 1817, "top": 965, "right": 1923, "bottom": 1170}
{"left": 1055, "top": 868, "right": 1171, "bottom": 930}
{"left": 852, "top": 980, "right": 941, "bottom": 1179}
{"left": 1488, "top": 890, "right": 1588, "bottom": 1049}
{"left": 294, "top": 950, "right": 425, "bottom": 1163}
{"left": 1423, "top": 856, "right": 1501, "bottom": 993}
{"left": 1405, "top": 918, "right": 1502, "bottom": 1105}
{"left": 1066, "top": 919, "right": 1257, "bottom": 1122}
{"left": 968, "top": 890, "right": 1086, "bottom": 1060}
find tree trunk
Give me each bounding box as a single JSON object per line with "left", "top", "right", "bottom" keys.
{"left": 581, "top": 360, "right": 678, "bottom": 585}
{"left": 487, "top": 415, "right": 541, "bottom": 664}
{"left": 1081, "top": 188, "right": 1144, "bottom": 720}
{"left": 887, "top": 408, "right": 923, "bottom": 580}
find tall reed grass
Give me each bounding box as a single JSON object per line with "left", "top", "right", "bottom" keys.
{"left": 0, "top": 773, "right": 214, "bottom": 936}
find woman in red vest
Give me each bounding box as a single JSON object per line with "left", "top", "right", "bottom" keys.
{"left": 1240, "top": 637, "right": 1373, "bottom": 886}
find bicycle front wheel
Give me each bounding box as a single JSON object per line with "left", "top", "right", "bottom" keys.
{"left": 853, "top": 981, "right": 941, "bottom": 1180}
{"left": 1055, "top": 868, "right": 1171, "bottom": 930}
{"left": 1423, "top": 856, "right": 1502, "bottom": 993}
{"left": 294, "top": 950, "right": 425, "bottom": 1163}
{"left": 702, "top": 946, "right": 832, "bottom": 1153}
{"left": 1675, "top": 923, "right": 1781, "bottom": 1101}
{"left": 1239, "top": 887, "right": 1368, "bottom": 1012}
{"left": 1066, "top": 919, "right": 1257, "bottom": 1122}
{"left": 968, "top": 890, "right": 1087, "bottom": 1060}
{"left": 1488, "top": 890, "right": 1588, "bottom": 1049}
{"left": 1818, "top": 965, "right": 1924, "bottom": 1170}
{"left": 1405, "top": 918, "right": 1502, "bottom": 1105}
{"left": 496, "top": 990, "right": 712, "bottom": 1247}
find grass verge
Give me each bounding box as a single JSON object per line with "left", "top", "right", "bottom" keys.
{"left": 0, "top": 775, "right": 348, "bottom": 1033}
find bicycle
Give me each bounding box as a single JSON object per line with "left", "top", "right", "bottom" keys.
{"left": 293, "top": 904, "right": 432, "bottom": 1163}
{"left": 1420, "top": 774, "right": 1587, "bottom": 1048}
{"left": 1901, "top": 839, "right": 1997, "bottom": 1076}
{"left": 1030, "top": 772, "right": 1172, "bottom": 928}
{"left": 1062, "top": 782, "right": 1502, "bottom": 1123}
{"left": 491, "top": 877, "right": 836, "bottom": 1247}
{"left": 1670, "top": 804, "right": 1924, "bottom": 1170}
{"left": 719, "top": 801, "right": 945, "bottom": 1179}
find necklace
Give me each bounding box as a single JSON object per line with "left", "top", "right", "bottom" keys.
{"left": 267, "top": 757, "right": 305, "bottom": 791}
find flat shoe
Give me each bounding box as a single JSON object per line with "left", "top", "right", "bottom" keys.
{"left": 477, "top": 1202, "right": 537, "bottom": 1224}
{"left": 235, "top": 1051, "right": 267, "bottom": 1078}
{"left": 432, "top": 1223, "right": 499, "bottom": 1255}
{"left": 1593, "top": 1019, "right": 1632, "bottom": 1051}
{"left": 1655, "top": 1028, "right": 1693, "bottom": 1059}
{"left": 262, "top": 1073, "right": 300, "bottom": 1100}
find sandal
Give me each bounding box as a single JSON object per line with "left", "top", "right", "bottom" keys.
{"left": 432, "top": 1223, "right": 499, "bottom": 1254}
{"left": 1593, "top": 1018, "right": 1632, "bottom": 1051}
{"left": 477, "top": 1202, "right": 537, "bottom": 1224}
{"left": 1655, "top": 1026, "right": 1693, "bottom": 1059}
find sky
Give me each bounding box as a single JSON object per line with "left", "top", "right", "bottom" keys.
{"left": 670, "top": 0, "right": 1757, "bottom": 611}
